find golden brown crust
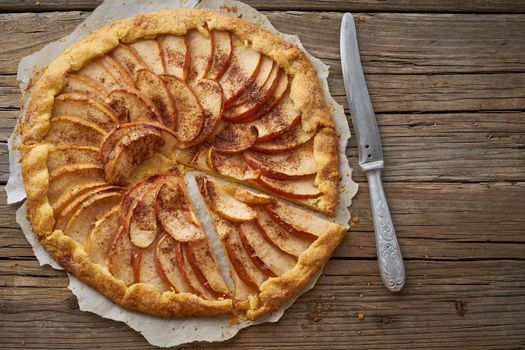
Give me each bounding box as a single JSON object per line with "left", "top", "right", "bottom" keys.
{"left": 19, "top": 9, "right": 343, "bottom": 318}
{"left": 247, "top": 223, "right": 346, "bottom": 319}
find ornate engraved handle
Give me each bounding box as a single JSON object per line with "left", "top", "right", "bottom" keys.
{"left": 366, "top": 169, "right": 405, "bottom": 292}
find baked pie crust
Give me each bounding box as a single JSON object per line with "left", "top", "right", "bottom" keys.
{"left": 20, "top": 9, "right": 346, "bottom": 319}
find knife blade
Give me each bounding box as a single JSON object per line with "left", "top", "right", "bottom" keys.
{"left": 340, "top": 13, "right": 405, "bottom": 292}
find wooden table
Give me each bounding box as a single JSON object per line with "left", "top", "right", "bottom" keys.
{"left": 1, "top": 1, "right": 524, "bottom": 349}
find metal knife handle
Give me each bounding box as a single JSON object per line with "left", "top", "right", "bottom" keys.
{"left": 366, "top": 169, "right": 405, "bottom": 292}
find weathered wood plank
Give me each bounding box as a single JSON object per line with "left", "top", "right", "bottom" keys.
{"left": 1, "top": 259, "right": 524, "bottom": 349}
{"left": 3, "top": 181, "right": 524, "bottom": 260}
{"left": 2, "top": 12, "right": 525, "bottom": 76}
{"left": 0, "top": 0, "right": 524, "bottom": 13}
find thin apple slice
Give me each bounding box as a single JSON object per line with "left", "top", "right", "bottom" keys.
{"left": 138, "top": 235, "right": 169, "bottom": 291}
{"left": 243, "top": 142, "right": 316, "bottom": 180}
{"left": 207, "top": 31, "right": 232, "bottom": 80}
{"left": 159, "top": 35, "right": 190, "bottom": 80}
{"left": 256, "top": 175, "right": 321, "bottom": 199}
{"left": 54, "top": 184, "right": 118, "bottom": 230}
{"left": 63, "top": 74, "right": 108, "bottom": 102}
{"left": 45, "top": 115, "right": 106, "bottom": 147}
{"left": 254, "top": 207, "right": 311, "bottom": 257}
{"left": 108, "top": 227, "right": 135, "bottom": 285}
{"left": 135, "top": 69, "right": 177, "bottom": 129}
{"left": 128, "top": 183, "right": 162, "bottom": 248}
{"left": 53, "top": 93, "right": 118, "bottom": 131}
{"left": 201, "top": 177, "right": 256, "bottom": 222}
{"left": 156, "top": 182, "right": 204, "bottom": 242}
{"left": 130, "top": 39, "right": 164, "bottom": 75}
{"left": 156, "top": 233, "right": 194, "bottom": 293}
{"left": 77, "top": 58, "right": 126, "bottom": 92}
{"left": 228, "top": 57, "right": 274, "bottom": 108}
{"left": 185, "top": 79, "right": 223, "bottom": 147}
{"left": 98, "top": 56, "right": 136, "bottom": 89}
{"left": 104, "top": 126, "right": 164, "bottom": 185}
{"left": 208, "top": 148, "right": 259, "bottom": 181}
{"left": 266, "top": 202, "right": 330, "bottom": 239}
{"left": 247, "top": 69, "right": 289, "bottom": 122}
{"left": 120, "top": 176, "right": 162, "bottom": 229}
{"left": 161, "top": 75, "right": 204, "bottom": 142}
{"left": 176, "top": 242, "right": 220, "bottom": 300}
{"left": 187, "top": 241, "right": 229, "bottom": 297}
{"left": 223, "top": 185, "right": 273, "bottom": 205}
{"left": 110, "top": 44, "right": 147, "bottom": 79}
{"left": 85, "top": 206, "right": 120, "bottom": 268}
{"left": 187, "top": 29, "right": 213, "bottom": 81}
{"left": 108, "top": 89, "right": 162, "bottom": 123}
{"left": 249, "top": 92, "right": 301, "bottom": 142}
{"left": 238, "top": 223, "right": 275, "bottom": 278}
{"left": 251, "top": 123, "right": 316, "bottom": 154}
{"left": 48, "top": 164, "right": 105, "bottom": 207}
{"left": 47, "top": 145, "right": 100, "bottom": 171}
{"left": 240, "top": 221, "right": 297, "bottom": 276}
{"left": 208, "top": 122, "right": 258, "bottom": 153}
{"left": 219, "top": 44, "right": 262, "bottom": 106}
{"left": 63, "top": 191, "right": 122, "bottom": 245}
{"left": 223, "top": 61, "right": 280, "bottom": 122}
{"left": 224, "top": 228, "right": 267, "bottom": 290}
{"left": 100, "top": 122, "right": 178, "bottom": 164}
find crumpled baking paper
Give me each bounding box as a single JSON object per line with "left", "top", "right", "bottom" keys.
{"left": 6, "top": 0, "right": 358, "bottom": 347}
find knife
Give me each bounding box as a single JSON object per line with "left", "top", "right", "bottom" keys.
{"left": 340, "top": 13, "right": 405, "bottom": 292}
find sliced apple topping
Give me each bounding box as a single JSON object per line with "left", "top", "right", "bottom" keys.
{"left": 137, "top": 235, "right": 170, "bottom": 291}
{"left": 251, "top": 123, "right": 316, "bottom": 153}
{"left": 63, "top": 74, "right": 108, "bottom": 102}
{"left": 248, "top": 69, "right": 289, "bottom": 122}
{"left": 48, "top": 164, "right": 105, "bottom": 207}
{"left": 208, "top": 122, "right": 258, "bottom": 153}
{"left": 76, "top": 58, "right": 127, "bottom": 93}
{"left": 187, "top": 241, "right": 229, "bottom": 297}
{"left": 219, "top": 43, "right": 262, "bottom": 106}
{"left": 207, "top": 31, "right": 232, "bottom": 80}
{"left": 129, "top": 39, "right": 164, "bottom": 75}
{"left": 266, "top": 202, "right": 330, "bottom": 239}
{"left": 108, "top": 89, "right": 162, "bottom": 124}
{"left": 201, "top": 177, "right": 257, "bottom": 222}
{"left": 244, "top": 142, "right": 316, "bottom": 180}
{"left": 249, "top": 92, "right": 301, "bottom": 142}
{"left": 104, "top": 127, "right": 164, "bottom": 185}
{"left": 128, "top": 182, "right": 162, "bottom": 248}
{"left": 108, "top": 227, "right": 135, "bottom": 285}
{"left": 110, "top": 44, "right": 147, "bottom": 79}
{"left": 159, "top": 35, "right": 189, "bottom": 80}
{"left": 256, "top": 175, "right": 321, "bottom": 199}
{"left": 47, "top": 145, "right": 100, "bottom": 171}
{"left": 187, "top": 29, "right": 213, "bottom": 81}
{"left": 185, "top": 79, "right": 223, "bottom": 147}
{"left": 223, "top": 185, "right": 273, "bottom": 205}
{"left": 240, "top": 221, "right": 297, "bottom": 276}
{"left": 54, "top": 185, "right": 119, "bottom": 230}
{"left": 98, "top": 56, "right": 136, "bottom": 89}
{"left": 156, "top": 182, "right": 205, "bottom": 242}
{"left": 135, "top": 69, "right": 177, "bottom": 129}
{"left": 45, "top": 115, "right": 106, "bottom": 147}
{"left": 162, "top": 75, "right": 204, "bottom": 142}
{"left": 223, "top": 61, "right": 280, "bottom": 122}
{"left": 254, "top": 207, "right": 311, "bottom": 257}
{"left": 63, "top": 191, "right": 122, "bottom": 245}
{"left": 208, "top": 148, "right": 259, "bottom": 181}
{"left": 85, "top": 206, "right": 120, "bottom": 268}
{"left": 53, "top": 93, "right": 118, "bottom": 131}
{"left": 156, "top": 233, "right": 194, "bottom": 293}
{"left": 224, "top": 227, "right": 267, "bottom": 291}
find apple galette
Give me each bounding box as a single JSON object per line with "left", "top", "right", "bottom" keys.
{"left": 20, "top": 9, "right": 346, "bottom": 318}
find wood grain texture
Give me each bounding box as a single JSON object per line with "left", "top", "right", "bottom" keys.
{"left": 1, "top": 2, "right": 524, "bottom": 349}
{"left": 1, "top": 0, "right": 525, "bottom": 13}
{"left": 1, "top": 259, "right": 524, "bottom": 349}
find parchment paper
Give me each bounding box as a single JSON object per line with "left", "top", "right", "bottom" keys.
{"left": 6, "top": 0, "right": 358, "bottom": 347}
